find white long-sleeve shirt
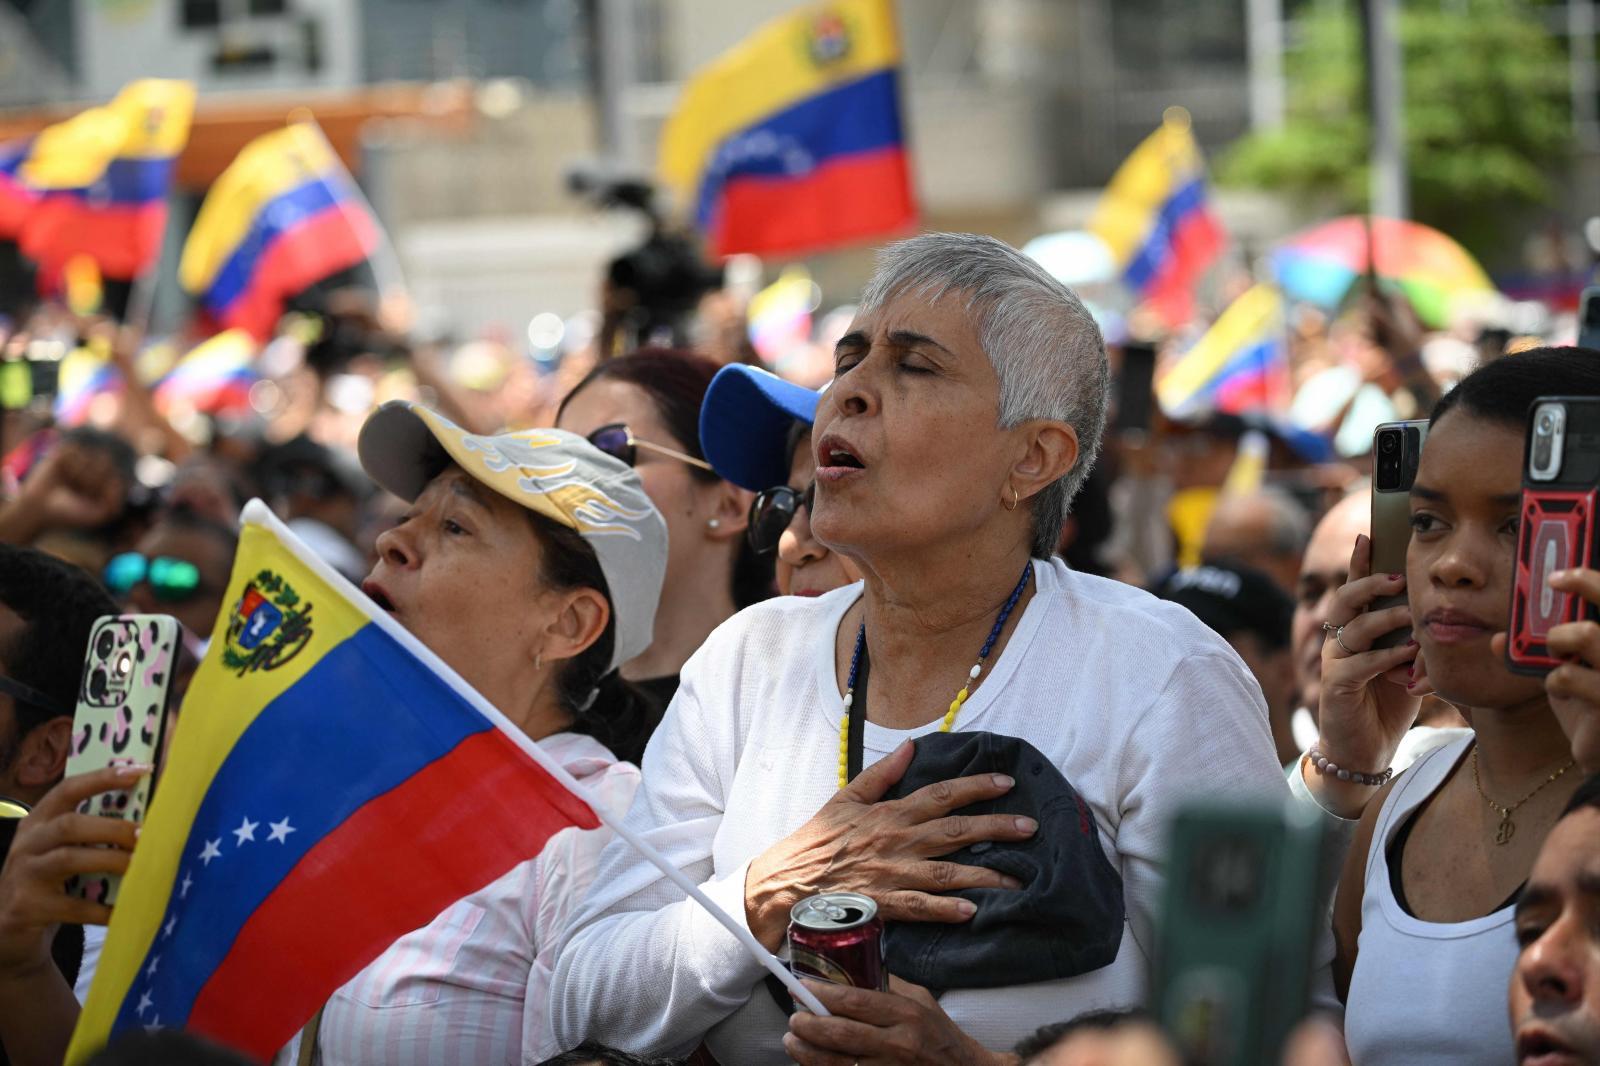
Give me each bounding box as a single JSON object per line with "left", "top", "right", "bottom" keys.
{"left": 550, "top": 559, "right": 1290, "bottom": 1062}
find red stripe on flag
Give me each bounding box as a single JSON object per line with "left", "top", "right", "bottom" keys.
{"left": 184, "top": 728, "right": 597, "bottom": 1058}
{"left": 1145, "top": 207, "right": 1225, "bottom": 330}
{"left": 711, "top": 147, "right": 916, "bottom": 259}
{"left": 219, "top": 204, "right": 378, "bottom": 341}
{"left": 18, "top": 199, "right": 166, "bottom": 280}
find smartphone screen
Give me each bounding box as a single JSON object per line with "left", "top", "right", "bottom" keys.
{"left": 1114, "top": 341, "right": 1158, "bottom": 434}
{"left": 63, "top": 614, "right": 180, "bottom": 905}
{"left": 1152, "top": 801, "right": 1327, "bottom": 1066}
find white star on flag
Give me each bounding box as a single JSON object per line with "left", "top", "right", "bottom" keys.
{"left": 199, "top": 839, "right": 222, "bottom": 865}
{"left": 162, "top": 916, "right": 176, "bottom": 939}
{"left": 136, "top": 991, "right": 153, "bottom": 1016}
{"left": 145, "top": 955, "right": 160, "bottom": 978}
{"left": 233, "top": 816, "right": 259, "bottom": 846}
{"left": 267, "top": 817, "right": 296, "bottom": 844}
{"left": 179, "top": 872, "right": 193, "bottom": 898}
{"left": 144, "top": 1016, "right": 161, "bottom": 1033}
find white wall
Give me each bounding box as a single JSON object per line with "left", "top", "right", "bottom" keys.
{"left": 74, "top": 0, "right": 363, "bottom": 99}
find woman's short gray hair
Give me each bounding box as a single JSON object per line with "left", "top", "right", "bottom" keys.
{"left": 858, "top": 233, "right": 1110, "bottom": 558}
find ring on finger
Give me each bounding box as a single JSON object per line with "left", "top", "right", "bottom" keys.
{"left": 1322, "top": 621, "right": 1355, "bottom": 655}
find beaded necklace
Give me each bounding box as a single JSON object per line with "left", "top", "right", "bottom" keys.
{"left": 838, "top": 561, "right": 1034, "bottom": 789}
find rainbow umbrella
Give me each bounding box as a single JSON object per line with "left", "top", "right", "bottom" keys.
{"left": 1271, "top": 216, "right": 1495, "bottom": 328}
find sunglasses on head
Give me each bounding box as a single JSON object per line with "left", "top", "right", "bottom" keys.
{"left": 586, "top": 423, "right": 714, "bottom": 473}
{"left": 0, "top": 675, "right": 71, "bottom": 720}
{"left": 103, "top": 552, "right": 204, "bottom": 603}
{"left": 747, "top": 483, "right": 815, "bottom": 555}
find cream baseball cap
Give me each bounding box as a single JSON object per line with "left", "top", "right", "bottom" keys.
{"left": 358, "top": 401, "right": 667, "bottom": 674}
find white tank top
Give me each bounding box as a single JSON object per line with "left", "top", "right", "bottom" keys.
{"left": 1343, "top": 735, "right": 1517, "bottom": 1066}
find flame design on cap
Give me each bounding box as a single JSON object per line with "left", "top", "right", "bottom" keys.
{"left": 458, "top": 430, "right": 655, "bottom": 540}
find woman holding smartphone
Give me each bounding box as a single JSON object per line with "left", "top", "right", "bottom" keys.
{"left": 1301, "top": 348, "right": 1600, "bottom": 1065}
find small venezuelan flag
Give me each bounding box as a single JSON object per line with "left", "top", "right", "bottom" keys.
{"left": 16, "top": 80, "right": 195, "bottom": 280}
{"left": 179, "top": 123, "right": 378, "bottom": 341}
{"left": 659, "top": 0, "right": 916, "bottom": 258}
{"left": 153, "top": 329, "right": 260, "bottom": 417}
{"left": 1156, "top": 283, "right": 1289, "bottom": 418}
{"left": 67, "top": 502, "right": 602, "bottom": 1063}
{"left": 1089, "top": 107, "right": 1225, "bottom": 329}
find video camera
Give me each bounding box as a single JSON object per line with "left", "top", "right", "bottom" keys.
{"left": 567, "top": 167, "right": 724, "bottom": 350}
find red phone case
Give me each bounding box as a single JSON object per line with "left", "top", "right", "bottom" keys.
{"left": 1509, "top": 488, "right": 1599, "bottom": 672}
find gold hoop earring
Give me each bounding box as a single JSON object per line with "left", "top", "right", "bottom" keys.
{"left": 1003, "top": 485, "right": 1019, "bottom": 512}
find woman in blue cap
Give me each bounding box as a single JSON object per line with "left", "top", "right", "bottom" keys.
{"left": 699, "top": 364, "right": 860, "bottom": 599}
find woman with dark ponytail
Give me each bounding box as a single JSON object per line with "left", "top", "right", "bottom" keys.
{"left": 273, "top": 401, "right": 669, "bottom": 1065}
{"left": 556, "top": 349, "right": 775, "bottom": 710}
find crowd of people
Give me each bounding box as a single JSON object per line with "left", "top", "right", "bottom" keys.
{"left": 0, "top": 230, "right": 1596, "bottom": 1066}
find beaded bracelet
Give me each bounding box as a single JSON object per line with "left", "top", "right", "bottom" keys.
{"left": 1307, "top": 748, "right": 1394, "bottom": 788}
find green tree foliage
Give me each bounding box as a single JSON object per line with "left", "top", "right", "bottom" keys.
{"left": 1220, "top": 0, "right": 1572, "bottom": 258}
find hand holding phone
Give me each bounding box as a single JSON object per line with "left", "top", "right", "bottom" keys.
{"left": 63, "top": 615, "right": 180, "bottom": 905}
{"left": 0, "top": 765, "right": 146, "bottom": 976}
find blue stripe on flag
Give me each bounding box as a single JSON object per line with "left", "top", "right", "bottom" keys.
{"left": 695, "top": 68, "right": 905, "bottom": 230}
{"left": 112, "top": 623, "right": 495, "bottom": 1033}
{"left": 1122, "top": 178, "right": 1208, "bottom": 292}
{"left": 202, "top": 179, "right": 349, "bottom": 313}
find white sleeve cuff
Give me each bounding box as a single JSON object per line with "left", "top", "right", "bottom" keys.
{"left": 1287, "top": 749, "right": 1359, "bottom": 824}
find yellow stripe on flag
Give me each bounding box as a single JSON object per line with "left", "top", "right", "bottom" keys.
{"left": 20, "top": 79, "right": 194, "bottom": 189}
{"left": 20, "top": 107, "right": 128, "bottom": 190}
{"left": 1088, "top": 108, "right": 1209, "bottom": 265}
{"left": 1156, "top": 284, "right": 1284, "bottom": 413}
{"left": 70, "top": 515, "right": 370, "bottom": 1061}
{"left": 109, "top": 79, "right": 197, "bottom": 160}
{"left": 658, "top": 0, "right": 901, "bottom": 197}
{"left": 179, "top": 123, "right": 343, "bottom": 295}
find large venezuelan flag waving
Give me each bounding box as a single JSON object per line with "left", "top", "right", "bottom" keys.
{"left": 1156, "top": 283, "right": 1289, "bottom": 418}
{"left": 67, "top": 502, "right": 601, "bottom": 1063}
{"left": 16, "top": 80, "right": 195, "bottom": 280}
{"left": 180, "top": 123, "right": 378, "bottom": 341}
{"left": 1089, "top": 108, "right": 1225, "bottom": 330}
{"left": 659, "top": 0, "right": 916, "bottom": 258}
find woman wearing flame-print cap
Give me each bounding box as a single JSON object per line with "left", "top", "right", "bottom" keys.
{"left": 274, "top": 402, "right": 668, "bottom": 1066}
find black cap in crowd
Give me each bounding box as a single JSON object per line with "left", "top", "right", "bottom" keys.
{"left": 1154, "top": 562, "right": 1294, "bottom": 652}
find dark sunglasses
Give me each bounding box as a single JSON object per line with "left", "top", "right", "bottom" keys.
{"left": 0, "top": 675, "right": 71, "bottom": 719}
{"left": 103, "top": 552, "right": 204, "bottom": 603}
{"left": 747, "top": 483, "right": 815, "bottom": 555}
{"left": 586, "top": 423, "right": 714, "bottom": 473}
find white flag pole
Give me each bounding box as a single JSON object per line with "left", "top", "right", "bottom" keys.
{"left": 242, "top": 500, "right": 830, "bottom": 1017}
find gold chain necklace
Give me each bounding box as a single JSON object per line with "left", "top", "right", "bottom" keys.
{"left": 1470, "top": 747, "right": 1575, "bottom": 845}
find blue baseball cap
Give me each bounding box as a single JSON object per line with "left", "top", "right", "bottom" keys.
{"left": 698, "top": 364, "right": 822, "bottom": 491}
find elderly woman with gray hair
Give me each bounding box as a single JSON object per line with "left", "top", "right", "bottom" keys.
{"left": 550, "top": 234, "right": 1288, "bottom": 1064}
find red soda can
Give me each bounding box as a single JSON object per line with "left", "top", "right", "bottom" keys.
{"left": 787, "top": 892, "right": 887, "bottom": 992}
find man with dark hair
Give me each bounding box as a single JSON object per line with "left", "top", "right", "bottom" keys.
{"left": 0, "top": 544, "right": 119, "bottom": 807}
{"left": 1509, "top": 775, "right": 1600, "bottom": 1066}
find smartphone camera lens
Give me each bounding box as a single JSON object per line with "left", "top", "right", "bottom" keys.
{"left": 114, "top": 652, "right": 132, "bottom": 678}
{"left": 88, "top": 668, "right": 108, "bottom": 702}
{"left": 95, "top": 629, "right": 115, "bottom": 660}
{"left": 1375, "top": 430, "right": 1403, "bottom": 492}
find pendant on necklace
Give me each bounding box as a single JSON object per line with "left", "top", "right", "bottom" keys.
{"left": 1494, "top": 812, "right": 1515, "bottom": 845}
